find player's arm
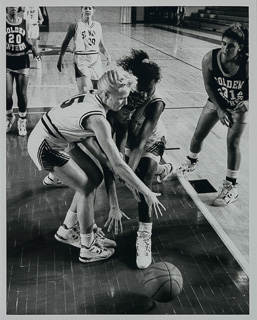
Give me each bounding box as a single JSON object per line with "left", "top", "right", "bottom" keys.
{"left": 114, "top": 122, "right": 129, "bottom": 157}
{"left": 128, "top": 102, "right": 164, "bottom": 171}
{"left": 80, "top": 136, "right": 130, "bottom": 234}
{"left": 38, "top": 7, "right": 44, "bottom": 25}
{"left": 202, "top": 51, "right": 231, "bottom": 127}
{"left": 98, "top": 25, "right": 111, "bottom": 65}
{"left": 24, "top": 23, "right": 41, "bottom": 59}
{"left": 57, "top": 22, "right": 76, "bottom": 71}
{"left": 83, "top": 115, "right": 165, "bottom": 218}
{"left": 234, "top": 59, "right": 249, "bottom": 114}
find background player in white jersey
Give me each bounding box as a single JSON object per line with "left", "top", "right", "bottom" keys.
{"left": 27, "top": 68, "right": 165, "bottom": 263}
{"left": 22, "top": 6, "right": 44, "bottom": 68}
{"left": 117, "top": 49, "right": 172, "bottom": 269}
{"left": 176, "top": 23, "right": 249, "bottom": 206}
{"left": 6, "top": 7, "right": 41, "bottom": 136}
{"left": 57, "top": 6, "right": 111, "bottom": 94}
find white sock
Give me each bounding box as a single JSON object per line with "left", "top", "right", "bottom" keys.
{"left": 138, "top": 222, "right": 152, "bottom": 234}
{"left": 63, "top": 209, "right": 78, "bottom": 228}
{"left": 188, "top": 151, "right": 199, "bottom": 160}
{"left": 81, "top": 232, "right": 94, "bottom": 248}
{"left": 226, "top": 169, "right": 239, "bottom": 179}
{"left": 155, "top": 164, "right": 163, "bottom": 175}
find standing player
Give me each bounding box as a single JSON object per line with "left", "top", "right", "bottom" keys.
{"left": 6, "top": 6, "right": 41, "bottom": 136}
{"left": 57, "top": 6, "right": 111, "bottom": 93}
{"left": 27, "top": 68, "right": 165, "bottom": 263}
{"left": 22, "top": 6, "right": 44, "bottom": 68}
{"left": 117, "top": 49, "right": 171, "bottom": 269}
{"left": 176, "top": 23, "right": 249, "bottom": 206}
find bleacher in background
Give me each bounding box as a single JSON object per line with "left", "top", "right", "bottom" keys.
{"left": 185, "top": 7, "right": 248, "bottom": 33}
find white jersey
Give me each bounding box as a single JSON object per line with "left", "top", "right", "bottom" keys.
{"left": 41, "top": 93, "right": 106, "bottom": 148}
{"left": 73, "top": 20, "right": 102, "bottom": 54}
{"left": 23, "top": 7, "right": 39, "bottom": 25}
{"left": 129, "top": 89, "right": 166, "bottom": 146}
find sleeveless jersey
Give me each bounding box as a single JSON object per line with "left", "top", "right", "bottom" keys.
{"left": 23, "top": 7, "right": 39, "bottom": 25}
{"left": 210, "top": 48, "right": 248, "bottom": 109}
{"left": 41, "top": 93, "right": 106, "bottom": 147}
{"left": 128, "top": 89, "right": 166, "bottom": 145}
{"left": 73, "top": 20, "right": 102, "bottom": 54}
{"left": 6, "top": 18, "right": 28, "bottom": 56}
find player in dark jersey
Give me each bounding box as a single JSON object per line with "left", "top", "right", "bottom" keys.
{"left": 176, "top": 23, "right": 249, "bottom": 206}
{"left": 117, "top": 49, "right": 171, "bottom": 269}
{"left": 6, "top": 6, "right": 41, "bottom": 136}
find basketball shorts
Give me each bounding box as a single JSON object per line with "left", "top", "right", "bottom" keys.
{"left": 125, "top": 136, "right": 166, "bottom": 164}
{"left": 27, "top": 24, "right": 40, "bottom": 40}
{"left": 204, "top": 100, "right": 248, "bottom": 124}
{"left": 74, "top": 53, "right": 102, "bottom": 80}
{"left": 28, "top": 121, "right": 70, "bottom": 172}
{"left": 6, "top": 54, "right": 30, "bottom": 76}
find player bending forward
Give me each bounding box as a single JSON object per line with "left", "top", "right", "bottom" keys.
{"left": 28, "top": 68, "right": 165, "bottom": 263}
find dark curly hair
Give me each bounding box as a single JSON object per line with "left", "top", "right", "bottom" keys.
{"left": 222, "top": 23, "right": 249, "bottom": 55}
{"left": 117, "top": 49, "right": 161, "bottom": 91}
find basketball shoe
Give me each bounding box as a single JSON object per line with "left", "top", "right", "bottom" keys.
{"left": 79, "top": 240, "right": 115, "bottom": 263}
{"left": 6, "top": 114, "right": 16, "bottom": 133}
{"left": 157, "top": 163, "right": 173, "bottom": 183}
{"left": 212, "top": 180, "right": 238, "bottom": 206}
{"left": 17, "top": 118, "right": 27, "bottom": 136}
{"left": 94, "top": 226, "right": 116, "bottom": 248}
{"left": 175, "top": 157, "right": 198, "bottom": 177}
{"left": 55, "top": 223, "right": 81, "bottom": 248}
{"left": 43, "top": 173, "right": 66, "bottom": 187}
{"left": 136, "top": 231, "right": 152, "bottom": 269}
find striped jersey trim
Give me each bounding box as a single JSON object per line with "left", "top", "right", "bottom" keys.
{"left": 41, "top": 112, "right": 67, "bottom": 141}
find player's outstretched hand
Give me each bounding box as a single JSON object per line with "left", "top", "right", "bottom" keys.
{"left": 104, "top": 207, "right": 130, "bottom": 235}
{"left": 144, "top": 191, "right": 166, "bottom": 219}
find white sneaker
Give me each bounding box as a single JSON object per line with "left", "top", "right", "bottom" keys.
{"left": 54, "top": 223, "right": 80, "bottom": 248}
{"left": 157, "top": 163, "right": 173, "bottom": 183}
{"left": 17, "top": 118, "right": 27, "bottom": 136}
{"left": 95, "top": 231, "right": 116, "bottom": 248}
{"left": 43, "top": 173, "right": 66, "bottom": 187}
{"left": 175, "top": 157, "right": 198, "bottom": 177}
{"left": 136, "top": 231, "right": 152, "bottom": 269}
{"left": 6, "top": 114, "right": 16, "bottom": 133}
{"left": 212, "top": 180, "right": 238, "bottom": 206}
{"left": 79, "top": 240, "right": 115, "bottom": 263}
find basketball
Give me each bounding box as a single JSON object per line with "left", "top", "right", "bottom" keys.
{"left": 143, "top": 262, "right": 183, "bottom": 303}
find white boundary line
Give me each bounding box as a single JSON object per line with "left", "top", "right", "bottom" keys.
{"left": 163, "top": 153, "right": 249, "bottom": 277}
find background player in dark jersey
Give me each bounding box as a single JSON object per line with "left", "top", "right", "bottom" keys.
{"left": 176, "top": 23, "right": 249, "bottom": 206}
{"left": 6, "top": 6, "right": 41, "bottom": 136}
{"left": 117, "top": 49, "right": 171, "bottom": 269}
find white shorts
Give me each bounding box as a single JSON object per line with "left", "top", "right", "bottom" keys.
{"left": 27, "top": 24, "right": 39, "bottom": 40}
{"left": 74, "top": 53, "right": 102, "bottom": 80}
{"left": 28, "top": 121, "right": 69, "bottom": 172}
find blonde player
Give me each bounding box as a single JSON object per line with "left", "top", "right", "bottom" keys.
{"left": 27, "top": 69, "right": 165, "bottom": 263}
{"left": 57, "top": 6, "right": 111, "bottom": 93}
{"left": 22, "top": 6, "right": 44, "bottom": 68}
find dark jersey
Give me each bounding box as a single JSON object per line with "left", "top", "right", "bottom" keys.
{"left": 210, "top": 48, "right": 248, "bottom": 109}
{"left": 6, "top": 18, "right": 30, "bottom": 70}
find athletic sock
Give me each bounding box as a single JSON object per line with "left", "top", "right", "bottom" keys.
{"left": 187, "top": 151, "right": 199, "bottom": 163}
{"left": 138, "top": 222, "right": 152, "bottom": 234}
{"left": 81, "top": 232, "right": 94, "bottom": 248}
{"left": 63, "top": 209, "right": 78, "bottom": 228}
{"left": 226, "top": 169, "right": 238, "bottom": 186}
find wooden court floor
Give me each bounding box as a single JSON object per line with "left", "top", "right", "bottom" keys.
{"left": 6, "top": 22, "right": 251, "bottom": 316}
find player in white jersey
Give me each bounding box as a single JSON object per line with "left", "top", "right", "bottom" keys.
{"left": 57, "top": 6, "right": 111, "bottom": 94}
{"left": 117, "top": 49, "right": 172, "bottom": 269}
{"left": 22, "top": 7, "right": 43, "bottom": 68}
{"left": 27, "top": 68, "right": 165, "bottom": 263}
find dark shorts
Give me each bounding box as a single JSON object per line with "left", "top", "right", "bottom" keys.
{"left": 38, "top": 139, "right": 70, "bottom": 172}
